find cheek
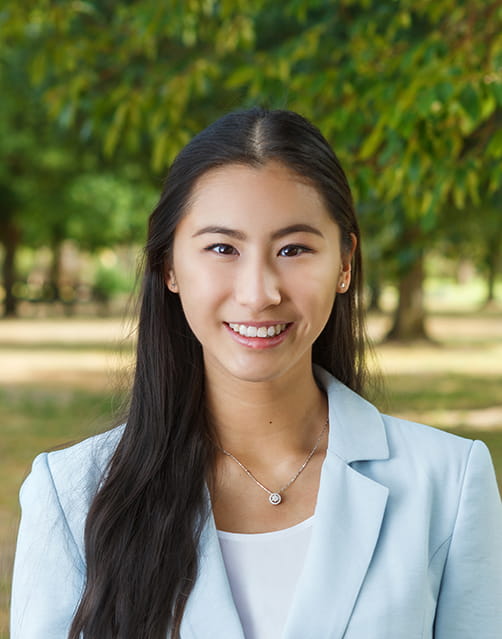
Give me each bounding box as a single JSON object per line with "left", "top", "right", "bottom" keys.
{"left": 176, "top": 290, "right": 213, "bottom": 346}
{"left": 303, "top": 260, "right": 339, "bottom": 299}
{"left": 174, "top": 262, "right": 231, "bottom": 332}
{"left": 293, "top": 271, "right": 338, "bottom": 328}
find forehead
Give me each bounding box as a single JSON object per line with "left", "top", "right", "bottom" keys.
{"left": 182, "top": 161, "right": 334, "bottom": 231}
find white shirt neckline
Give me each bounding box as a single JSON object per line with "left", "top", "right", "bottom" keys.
{"left": 217, "top": 514, "right": 315, "bottom": 540}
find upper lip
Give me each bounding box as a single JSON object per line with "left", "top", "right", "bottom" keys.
{"left": 225, "top": 321, "right": 291, "bottom": 327}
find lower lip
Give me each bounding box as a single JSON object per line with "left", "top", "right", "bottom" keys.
{"left": 223, "top": 323, "right": 293, "bottom": 349}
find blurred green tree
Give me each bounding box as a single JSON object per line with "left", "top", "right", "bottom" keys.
{"left": 0, "top": 42, "right": 155, "bottom": 316}
{"left": 439, "top": 187, "right": 502, "bottom": 308}
{"left": 1, "top": 1, "right": 500, "bottom": 332}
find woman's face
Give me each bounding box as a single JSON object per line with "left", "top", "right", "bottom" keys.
{"left": 168, "top": 161, "right": 354, "bottom": 385}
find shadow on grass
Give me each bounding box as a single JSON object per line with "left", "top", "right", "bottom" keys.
{"left": 384, "top": 373, "right": 502, "bottom": 414}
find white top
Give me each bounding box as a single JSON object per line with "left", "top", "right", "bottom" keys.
{"left": 217, "top": 516, "right": 314, "bottom": 639}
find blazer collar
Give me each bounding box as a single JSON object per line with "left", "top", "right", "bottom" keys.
{"left": 183, "top": 368, "right": 390, "bottom": 639}
{"left": 314, "top": 365, "right": 389, "bottom": 463}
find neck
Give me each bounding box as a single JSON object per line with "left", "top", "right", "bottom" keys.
{"left": 205, "top": 361, "right": 328, "bottom": 463}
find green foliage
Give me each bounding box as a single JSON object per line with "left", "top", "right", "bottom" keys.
{"left": 3, "top": 0, "right": 499, "bottom": 231}
{"left": 1, "top": 0, "right": 501, "bottom": 324}
{"left": 66, "top": 172, "right": 154, "bottom": 249}
{"left": 93, "top": 263, "right": 132, "bottom": 303}
{"left": 0, "top": 37, "right": 155, "bottom": 315}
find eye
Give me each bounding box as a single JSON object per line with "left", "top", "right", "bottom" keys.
{"left": 205, "top": 243, "right": 238, "bottom": 256}
{"left": 278, "top": 244, "right": 312, "bottom": 257}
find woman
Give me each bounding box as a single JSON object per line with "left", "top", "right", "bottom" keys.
{"left": 11, "top": 108, "right": 502, "bottom": 639}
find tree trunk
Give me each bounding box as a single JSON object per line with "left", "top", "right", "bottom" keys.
{"left": 484, "top": 237, "right": 501, "bottom": 306}
{"left": 49, "top": 237, "right": 63, "bottom": 301}
{"left": 386, "top": 252, "right": 429, "bottom": 341}
{"left": 367, "top": 276, "right": 382, "bottom": 312}
{"left": 487, "top": 259, "right": 496, "bottom": 304}
{"left": 1, "top": 221, "right": 21, "bottom": 317}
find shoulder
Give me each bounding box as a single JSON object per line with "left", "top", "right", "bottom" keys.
{"left": 369, "top": 414, "right": 500, "bottom": 548}
{"left": 380, "top": 413, "right": 497, "bottom": 503}
{"left": 27, "top": 425, "right": 124, "bottom": 495}
{"left": 41, "top": 424, "right": 124, "bottom": 490}
{"left": 20, "top": 426, "right": 124, "bottom": 549}
{"left": 381, "top": 412, "right": 475, "bottom": 466}
{"left": 355, "top": 409, "right": 500, "bottom": 561}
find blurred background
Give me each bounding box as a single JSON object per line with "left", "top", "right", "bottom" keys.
{"left": 1, "top": 1, "right": 501, "bottom": 635}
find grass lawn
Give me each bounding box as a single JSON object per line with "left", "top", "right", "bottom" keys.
{"left": 1, "top": 312, "right": 501, "bottom": 637}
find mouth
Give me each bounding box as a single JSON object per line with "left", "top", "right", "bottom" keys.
{"left": 226, "top": 322, "right": 291, "bottom": 338}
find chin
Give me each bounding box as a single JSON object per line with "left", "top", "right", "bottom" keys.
{"left": 204, "top": 343, "right": 313, "bottom": 385}
{"left": 230, "top": 370, "right": 283, "bottom": 384}
{"left": 221, "top": 355, "right": 304, "bottom": 385}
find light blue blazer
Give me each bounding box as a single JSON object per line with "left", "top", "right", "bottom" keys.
{"left": 11, "top": 369, "right": 502, "bottom": 638}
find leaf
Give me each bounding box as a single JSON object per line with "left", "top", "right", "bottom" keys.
{"left": 467, "top": 170, "right": 480, "bottom": 206}
{"left": 453, "top": 184, "right": 466, "bottom": 209}
{"left": 225, "top": 66, "right": 257, "bottom": 89}
{"left": 459, "top": 84, "right": 481, "bottom": 124}
{"left": 416, "top": 87, "right": 436, "bottom": 117}
{"left": 359, "top": 122, "right": 384, "bottom": 160}
{"left": 486, "top": 128, "right": 502, "bottom": 159}
{"left": 104, "top": 102, "right": 128, "bottom": 157}
{"left": 152, "top": 131, "right": 169, "bottom": 173}
{"left": 492, "top": 81, "right": 502, "bottom": 105}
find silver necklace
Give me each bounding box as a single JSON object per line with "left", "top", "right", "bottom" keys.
{"left": 220, "top": 418, "right": 329, "bottom": 505}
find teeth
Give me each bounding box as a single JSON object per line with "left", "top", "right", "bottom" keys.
{"left": 228, "top": 323, "right": 288, "bottom": 338}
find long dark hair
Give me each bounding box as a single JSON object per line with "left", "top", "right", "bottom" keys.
{"left": 69, "top": 107, "right": 368, "bottom": 638}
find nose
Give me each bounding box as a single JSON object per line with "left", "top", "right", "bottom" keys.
{"left": 234, "top": 255, "right": 281, "bottom": 311}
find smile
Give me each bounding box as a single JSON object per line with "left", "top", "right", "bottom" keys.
{"left": 227, "top": 323, "right": 289, "bottom": 338}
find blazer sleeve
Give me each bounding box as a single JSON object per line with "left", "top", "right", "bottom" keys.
{"left": 433, "top": 439, "right": 502, "bottom": 638}
{"left": 10, "top": 453, "right": 86, "bottom": 639}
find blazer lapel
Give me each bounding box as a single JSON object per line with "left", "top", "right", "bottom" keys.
{"left": 283, "top": 369, "right": 390, "bottom": 639}
{"left": 181, "top": 506, "right": 245, "bottom": 639}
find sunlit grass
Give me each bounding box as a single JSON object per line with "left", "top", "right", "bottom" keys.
{"left": 385, "top": 373, "right": 502, "bottom": 413}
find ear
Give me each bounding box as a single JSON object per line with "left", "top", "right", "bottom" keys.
{"left": 337, "top": 233, "right": 357, "bottom": 294}
{"left": 165, "top": 268, "right": 178, "bottom": 293}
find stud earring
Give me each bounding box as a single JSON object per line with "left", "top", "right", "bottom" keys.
{"left": 340, "top": 282, "right": 346, "bottom": 289}
{"left": 168, "top": 277, "right": 178, "bottom": 292}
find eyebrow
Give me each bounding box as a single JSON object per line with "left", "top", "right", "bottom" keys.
{"left": 192, "top": 224, "right": 324, "bottom": 240}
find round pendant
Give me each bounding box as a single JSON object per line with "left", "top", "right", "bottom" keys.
{"left": 269, "top": 492, "right": 282, "bottom": 505}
